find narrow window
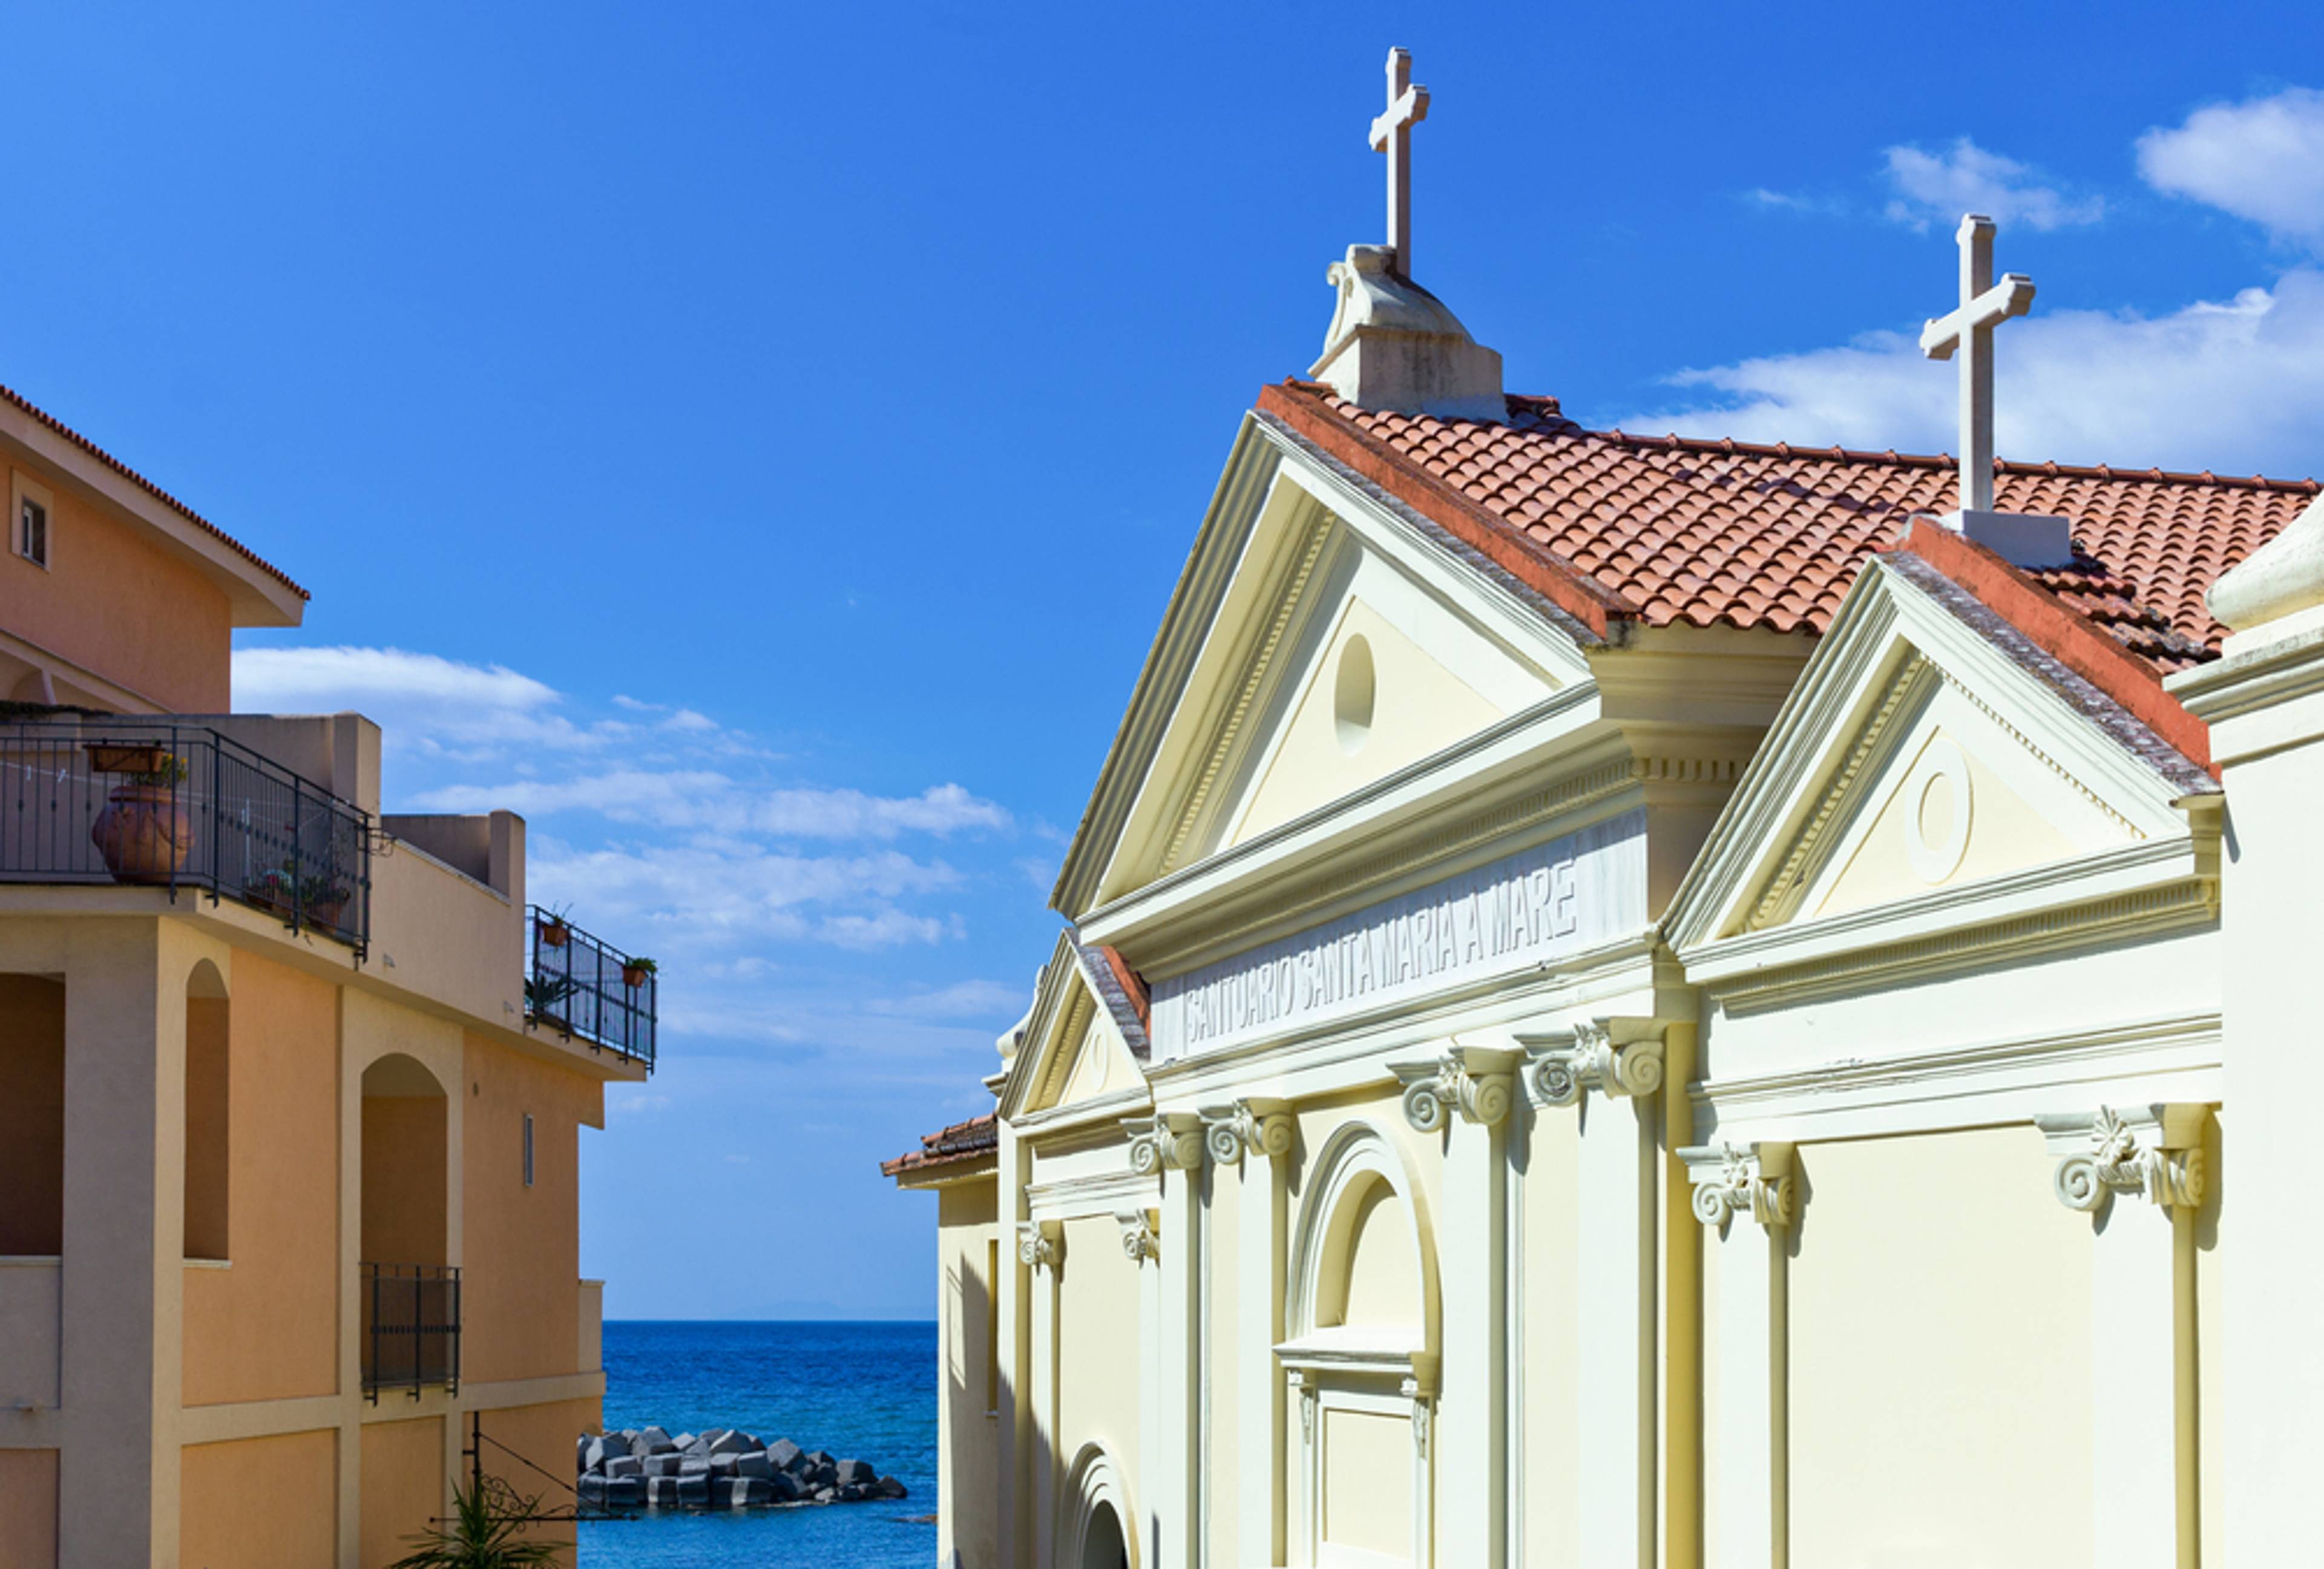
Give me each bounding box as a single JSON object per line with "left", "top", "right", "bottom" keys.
{"left": 985, "top": 1237, "right": 1000, "bottom": 1414}
{"left": 18, "top": 496, "right": 45, "bottom": 568}
{"left": 523, "top": 1113, "right": 535, "bottom": 1188}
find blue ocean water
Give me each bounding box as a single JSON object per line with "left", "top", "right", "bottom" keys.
{"left": 580, "top": 1321, "right": 938, "bottom": 1569}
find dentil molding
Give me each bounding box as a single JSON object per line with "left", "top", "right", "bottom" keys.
{"left": 2035, "top": 1104, "right": 2206, "bottom": 1214}
{"left": 1390, "top": 1046, "right": 1520, "bottom": 1132}
{"left": 1018, "top": 1219, "right": 1064, "bottom": 1271}
{"left": 1530, "top": 1019, "right": 1666, "bottom": 1108}
{"left": 1200, "top": 1098, "right": 1295, "bottom": 1165}
{"left": 1114, "top": 1208, "right": 1160, "bottom": 1265}
{"left": 1124, "top": 1113, "right": 1206, "bottom": 1176}
{"left": 1681, "top": 1141, "right": 1796, "bottom": 1229}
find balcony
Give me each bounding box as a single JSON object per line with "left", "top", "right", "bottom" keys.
{"left": 360, "top": 1263, "right": 461, "bottom": 1402}
{"left": 526, "top": 906, "right": 657, "bottom": 1070}
{"left": 0, "top": 715, "right": 371, "bottom": 953}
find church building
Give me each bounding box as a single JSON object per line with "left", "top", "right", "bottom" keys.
{"left": 888, "top": 48, "right": 2324, "bottom": 1569}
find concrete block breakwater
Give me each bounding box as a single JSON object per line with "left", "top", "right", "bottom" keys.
{"left": 577, "top": 1425, "right": 910, "bottom": 1511}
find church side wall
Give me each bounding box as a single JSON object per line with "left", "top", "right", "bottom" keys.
{"left": 937, "top": 1179, "right": 1000, "bottom": 1569}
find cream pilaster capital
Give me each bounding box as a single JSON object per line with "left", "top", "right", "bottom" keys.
{"left": 1528, "top": 1018, "right": 1667, "bottom": 1108}
{"left": 2035, "top": 1104, "right": 2207, "bottom": 1214}
{"left": 1681, "top": 1140, "right": 1796, "bottom": 1230}
{"left": 1390, "top": 1045, "right": 1520, "bottom": 1133}
{"left": 1124, "top": 1113, "right": 1206, "bottom": 1176}
{"left": 1288, "top": 1369, "right": 1316, "bottom": 1444}
{"left": 1017, "top": 1219, "right": 1064, "bottom": 1271}
{"left": 1114, "top": 1208, "right": 1159, "bottom": 1266}
{"left": 1199, "top": 1097, "right": 1295, "bottom": 1165}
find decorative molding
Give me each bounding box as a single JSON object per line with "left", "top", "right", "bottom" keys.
{"left": 1747, "top": 653, "right": 1928, "bottom": 932}
{"left": 1124, "top": 1113, "right": 1206, "bottom": 1175}
{"left": 1934, "top": 662, "right": 2142, "bottom": 841}
{"left": 1288, "top": 1369, "right": 1316, "bottom": 1445}
{"left": 1161, "top": 511, "right": 1338, "bottom": 874}
{"left": 2037, "top": 1104, "right": 2205, "bottom": 1214}
{"left": 1402, "top": 1374, "right": 1432, "bottom": 1460}
{"left": 1017, "top": 1219, "right": 1063, "bottom": 1271}
{"left": 1530, "top": 1019, "right": 1666, "bottom": 1108}
{"left": 1114, "top": 1208, "right": 1160, "bottom": 1265}
{"left": 1391, "top": 1047, "right": 1517, "bottom": 1131}
{"left": 1200, "top": 1097, "right": 1295, "bottom": 1165}
{"left": 1681, "top": 1142, "right": 1796, "bottom": 1230}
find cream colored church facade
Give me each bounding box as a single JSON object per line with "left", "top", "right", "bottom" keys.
{"left": 889, "top": 52, "right": 2324, "bottom": 1569}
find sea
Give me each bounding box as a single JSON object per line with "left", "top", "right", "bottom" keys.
{"left": 580, "top": 1320, "right": 939, "bottom": 1569}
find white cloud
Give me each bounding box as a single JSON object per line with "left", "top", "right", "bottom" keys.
{"left": 868, "top": 978, "right": 1028, "bottom": 1019}
{"left": 1620, "top": 269, "right": 2324, "bottom": 477}
{"left": 1744, "top": 188, "right": 1843, "bottom": 217}
{"left": 412, "top": 772, "right": 1011, "bottom": 838}
{"left": 2138, "top": 87, "right": 2324, "bottom": 247}
{"left": 234, "top": 645, "right": 556, "bottom": 713}
{"left": 1881, "top": 139, "right": 2104, "bottom": 232}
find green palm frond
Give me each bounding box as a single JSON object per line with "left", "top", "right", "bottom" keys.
{"left": 386, "top": 1475, "right": 568, "bottom": 1569}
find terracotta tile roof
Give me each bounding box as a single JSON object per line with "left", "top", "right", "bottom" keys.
{"left": 881, "top": 1113, "right": 998, "bottom": 1180}
{"left": 0, "top": 380, "right": 307, "bottom": 600}
{"left": 1258, "top": 381, "right": 2317, "bottom": 673}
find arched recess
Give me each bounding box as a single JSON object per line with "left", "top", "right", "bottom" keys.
{"left": 359, "top": 1052, "right": 456, "bottom": 1395}
{"left": 1279, "top": 1117, "right": 1441, "bottom": 1569}
{"left": 1060, "top": 1441, "right": 1139, "bottom": 1569}
{"left": 183, "top": 959, "right": 231, "bottom": 1261}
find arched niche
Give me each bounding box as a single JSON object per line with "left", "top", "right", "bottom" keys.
{"left": 360, "top": 1053, "right": 448, "bottom": 1269}
{"left": 1061, "top": 1441, "right": 1138, "bottom": 1569}
{"left": 183, "top": 959, "right": 230, "bottom": 1261}
{"left": 1279, "top": 1119, "right": 1440, "bottom": 1568}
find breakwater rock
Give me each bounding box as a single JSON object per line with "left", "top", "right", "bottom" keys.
{"left": 576, "top": 1426, "right": 909, "bottom": 1511}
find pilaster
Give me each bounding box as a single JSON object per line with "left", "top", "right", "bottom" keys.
{"left": 1202, "top": 1099, "right": 1292, "bottom": 1569}
{"left": 1017, "top": 1218, "right": 1063, "bottom": 1569}
{"left": 1528, "top": 1020, "right": 1664, "bottom": 1569}
{"left": 1128, "top": 1113, "right": 1203, "bottom": 1569}
{"left": 1682, "top": 1140, "right": 1796, "bottom": 1569}
{"left": 1395, "top": 1044, "right": 1517, "bottom": 1568}
{"left": 58, "top": 919, "right": 176, "bottom": 1569}
{"left": 997, "top": 1123, "right": 1033, "bottom": 1569}
{"left": 2035, "top": 1104, "right": 2205, "bottom": 1563}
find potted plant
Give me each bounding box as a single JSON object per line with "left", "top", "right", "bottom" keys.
{"left": 620, "top": 955, "right": 657, "bottom": 990}
{"left": 84, "top": 740, "right": 172, "bottom": 777}
{"left": 387, "top": 1474, "right": 565, "bottom": 1568}
{"left": 244, "top": 860, "right": 297, "bottom": 918}
{"left": 89, "top": 755, "right": 193, "bottom": 884}
{"left": 524, "top": 973, "right": 576, "bottom": 1031}
{"left": 301, "top": 869, "right": 353, "bottom": 929}
{"left": 535, "top": 906, "right": 572, "bottom": 948}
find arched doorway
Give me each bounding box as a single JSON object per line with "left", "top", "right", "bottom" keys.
{"left": 359, "top": 1053, "right": 456, "bottom": 1398}
{"left": 1081, "top": 1498, "right": 1128, "bottom": 1569}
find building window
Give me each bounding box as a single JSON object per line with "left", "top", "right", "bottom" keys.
{"left": 523, "top": 1113, "right": 535, "bottom": 1188}
{"left": 11, "top": 473, "right": 51, "bottom": 570}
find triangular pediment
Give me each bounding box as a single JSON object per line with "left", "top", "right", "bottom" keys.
{"left": 1669, "top": 555, "right": 2210, "bottom": 952}
{"left": 1052, "top": 419, "right": 1591, "bottom": 919}
{"left": 998, "top": 934, "right": 1154, "bottom": 1124}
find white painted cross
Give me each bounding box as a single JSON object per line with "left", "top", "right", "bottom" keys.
{"left": 1919, "top": 213, "right": 2036, "bottom": 513}
{"left": 1370, "top": 47, "right": 1430, "bottom": 278}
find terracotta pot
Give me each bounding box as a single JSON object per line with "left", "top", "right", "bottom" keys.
{"left": 90, "top": 783, "right": 192, "bottom": 884}
{"left": 307, "top": 896, "right": 349, "bottom": 930}
{"left": 84, "top": 742, "right": 169, "bottom": 777}
{"left": 539, "top": 921, "right": 570, "bottom": 948}
{"left": 622, "top": 964, "right": 651, "bottom": 990}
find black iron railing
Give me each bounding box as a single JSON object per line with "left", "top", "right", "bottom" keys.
{"left": 0, "top": 717, "right": 371, "bottom": 953}
{"left": 361, "top": 1262, "right": 461, "bottom": 1401}
{"left": 526, "top": 906, "right": 656, "bottom": 1069}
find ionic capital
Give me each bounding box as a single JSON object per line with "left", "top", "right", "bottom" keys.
{"left": 1114, "top": 1208, "right": 1159, "bottom": 1265}
{"left": 1681, "top": 1141, "right": 1796, "bottom": 1231}
{"left": 1017, "top": 1219, "right": 1064, "bottom": 1271}
{"left": 2035, "top": 1104, "right": 2206, "bottom": 1214}
{"left": 1529, "top": 1019, "right": 1667, "bottom": 1108}
{"left": 1391, "top": 1046, "right": 1520, "bottom": 1132}
{"left": 1124, "top": 1113, "right": 1206, "bottom": 1175}
{"left": 1200, "top": 1097, "right": 1295, "bottom": 1165}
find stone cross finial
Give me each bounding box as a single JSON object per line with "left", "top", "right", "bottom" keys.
{"left": 1919, "top": 214, "right": 2036, "bottom": 514}
{"left": 1370, "top": 47, "right": 1430, "bottom": 278}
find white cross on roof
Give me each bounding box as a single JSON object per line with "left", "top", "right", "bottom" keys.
{"left": 1370, "top": 48, "right": 1429, "bottom": 279}
{"left": 1919, "top": 214, "right": 2036, "bottom": 514}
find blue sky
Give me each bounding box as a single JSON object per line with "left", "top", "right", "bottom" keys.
{"left": 13, "top": 3, "right": 2324, "bottom": 1314}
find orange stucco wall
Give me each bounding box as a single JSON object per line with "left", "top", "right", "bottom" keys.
{"left": 0, "top": 1449, "right": 57, "bottom": 1568}
{"left": 461, "top": 1035, "right": 597, "bottom": 1384}
{"left": 179, "top": 1430, "right": 336, "bottom": 1569}
{"left": 362, "top": 1095, "right": 448, "bottom": 1266}
{"left": 182, "top": 952, "right": 340, "bottom": 1406}
{"left": 359, "top": 1416, "right": 444, "bottom": 1569}
{"left": 0, "top": 464, "right": 232, "bottom": 711}
{"left": 0, "top": 976, "right": 65, "bottom": 1255}
{"left": 478, "top": 1396, "right": 595, "bottom": 1564}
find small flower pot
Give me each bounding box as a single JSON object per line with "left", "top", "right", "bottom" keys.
{"left": 539, "top": 919, "right": 570, "bottom": 948}
{"left": 622, "top": 963, "right": 651, "bottom": 990}
{"left": 90, "top": 783, "right": 192, "bottom": 884}
{"left": 244, "top": 872, "right": 295, "bottom": 918}
{"left": 85, "top": 742, "right": 171, "bottom": 777}
{"left": 307, "top": 895, "right": 350, "bottom": 930}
